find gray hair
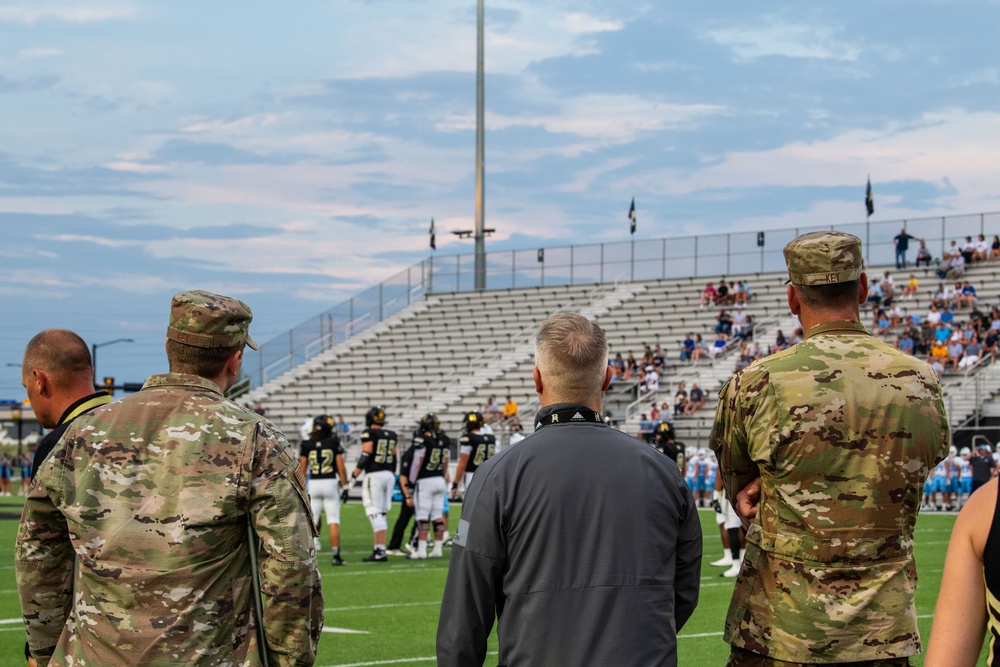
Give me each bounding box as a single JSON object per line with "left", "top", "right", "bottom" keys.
{"left": 535, "top": 312, "right": 608, "bottom": 398}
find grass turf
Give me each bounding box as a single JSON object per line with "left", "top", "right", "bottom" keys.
{"left": 0, "top": 496, "right": 981, "bottom": 666}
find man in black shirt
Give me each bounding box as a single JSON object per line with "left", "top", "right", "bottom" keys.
{"left": 299, "top": 414, "right": 349, "bottom": 565}
{"left": 22, "top": 329, "right": 112, "bottom": 479}
{"left": 970, "top": 445, "right": 997, "bottom": 494}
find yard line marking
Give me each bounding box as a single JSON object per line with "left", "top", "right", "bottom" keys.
{"left": 322, "top": 652, "right": 498, "bottom": 667}
{"left": 325, "top": 601, "right": 439, "bottom": 613}
{"left": 322, "top": 627, "right": 369, "bottom": 635}
{"left": 679, "top": 631, "right": 723, "bottom": 638}
{"left": 0, "top": 619, "right": 26, "bottom": 625}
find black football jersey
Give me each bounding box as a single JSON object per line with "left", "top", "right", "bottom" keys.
{"left": 361, "top": 427, "right": 398, "bottom": 473}
{"left": 300, "top": 435, "right": 344, "bottom": 480}
{"left": 459, "top": 431, "right": 496, "bottom": 474}
{"left": 412, "top": 431, "right": 449, "bottom": 480}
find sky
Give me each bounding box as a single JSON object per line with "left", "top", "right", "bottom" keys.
{"left": 3, "top": 0, "right": 1000, "bottom": 399}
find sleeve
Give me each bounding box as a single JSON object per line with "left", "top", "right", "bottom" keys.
{"left": 437, "top": 468, "right": 506, "bottom": 665}
{"left": 459, "top": 435, "right": 473, "bottom": 455}
{"left": 673, "top": 481, "right": 702, "bottom": 630}
{"left": 15, "top": 436, "right": 75, "bottom": 666}
{"left": 709, "top": 367, "right": 770, "bottom": 506}
{"left": 249, "top": 423, "right": 324, "bottom": 667}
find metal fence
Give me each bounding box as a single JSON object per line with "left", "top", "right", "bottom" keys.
{"left": 243, "top": 211, "right": 1000, "bottom": 390}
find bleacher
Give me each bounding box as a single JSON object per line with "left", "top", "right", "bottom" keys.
{"left": 245, "top": 257, "right": 1000, "bottom": 457}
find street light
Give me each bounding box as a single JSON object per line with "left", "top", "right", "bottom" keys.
{"left": 92, "top": 338, "right": 134, "bottom": 386}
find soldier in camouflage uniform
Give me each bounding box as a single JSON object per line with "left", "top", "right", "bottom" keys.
{"left": 16, "top": 290, "right": 324, "bottom": 667}
{"left": 710, "top": 232, "right": 950, "bottom": 666}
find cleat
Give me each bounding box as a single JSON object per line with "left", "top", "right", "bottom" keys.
{"left": 408, "top": 551, "right": 427, "bottom": 560}
{"left": 710, "top": 555, "right": 734, "bottom": 567}
{"left": 331, "top": 554, "right": 346, "bottom": 566}
{"left": 722, "top": 562, "right": 741, "bottom": 578}
{"left": 362, "top": 551, "right": 388, "bottom": 563}
{"left": 404, "top": 542, "right": 416, "bottom": 554}
{"left": 385, "top": 549, "right": 406, "bottom": 557}
{"left": 429, "top": 550, "right": 443, "bottom": 559}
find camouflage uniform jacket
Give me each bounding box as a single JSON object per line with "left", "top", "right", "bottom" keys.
{"left": 710, "top": 320, "right": 949, "bottom": 663}
{"left": 16, "top": 373, "right": 323, "bottom": 667}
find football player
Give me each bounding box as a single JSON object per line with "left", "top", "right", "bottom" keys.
{"left": 451, "top": 411, "right": 496, "bottom": 499}
{"left": 350, "top": 406, "right": 398, "bottom": 562}
{"left": 399, "top": 413, "right": 450, "bottom": 559}
{"left": 651, "top": 421, "right": 684, "bottom": 473}
{"left": 299, "top": 414, "right": 349, "bottom": 565}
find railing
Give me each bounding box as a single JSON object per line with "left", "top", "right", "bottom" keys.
{"left": 245, "top": 210, "right": 1000, "bottom": 392}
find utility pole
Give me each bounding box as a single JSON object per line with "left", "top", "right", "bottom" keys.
{"left": 474, "top": 0, "right": 486, "bottom": 290}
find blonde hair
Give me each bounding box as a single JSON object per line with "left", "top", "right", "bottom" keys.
{"left": 535, "top": 312, "right": 608, "bottom": 399}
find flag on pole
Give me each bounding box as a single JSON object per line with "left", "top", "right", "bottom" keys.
{"left": 865, "top": 177, "right": 874, "bottom": 217}
{"left": 429, "top": 217, "right": 436, "bottom": 250}
{"left": 628, "top": 198, "right": 636, "bottom": 235}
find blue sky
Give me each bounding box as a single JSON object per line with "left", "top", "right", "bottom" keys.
{"left": 2, "top": 0, "right": 1000, "bottom": 399}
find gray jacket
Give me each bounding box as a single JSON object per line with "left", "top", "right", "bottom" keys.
{"left": 437, "top": 403, "right": 702, "bottom": 666}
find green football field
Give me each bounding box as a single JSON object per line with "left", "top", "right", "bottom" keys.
{"left": 0, "top": 495, "right": 983, "bottom": 666}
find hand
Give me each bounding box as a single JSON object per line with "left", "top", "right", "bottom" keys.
{"left": 405, "top": 497, "right": 414, "bottom": 507}
{"left": 735, "top": 477, "right": 762, "bottom": 531}
{"left": 340, "top": 488, "right": 350, "bottom": 503}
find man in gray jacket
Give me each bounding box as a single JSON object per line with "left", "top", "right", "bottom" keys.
{"left": 437, "top": 311, "right": 702, "bottom": 666}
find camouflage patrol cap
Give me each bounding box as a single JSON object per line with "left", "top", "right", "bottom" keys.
{"left": 166, "top": 290, "right": 259, "bottom": 350}
{"left": 783, "top": 231, "right": 864, "bottom": 285}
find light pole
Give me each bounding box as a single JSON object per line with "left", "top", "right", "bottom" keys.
{"left": 474, "top": 0, "right": 486, "bottom": 290}
{"left": 91, "top": 338, "right": 134, "bottom": 387}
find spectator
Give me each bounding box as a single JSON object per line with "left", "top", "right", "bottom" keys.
{"left": 716, "top": 279, "right": 733, "bottom": 306}
{"left": 611, "top": 352, "right": 625, "bottom": 375}
{"left": 732, "top": 307, "right": 751, "bottom": 338}
{"left": 983, "top": 328, "right": 1000, "bottom": 359}
{"left": 484, "top": 395, "right": 502, "bottom": 423}
{"left": 955, "top": 281, "right": 977, "bottom": 310}
{"left": 894, "top": 228, "right": 922, "bottom": 269}
{"left": 673, "top": 382, "right": 688, "bottom": 416}
{"left": 916, "top": 239, "right": 934, "bottom": 267}
{"left": 947, "top": 252, "right": 966, "bottom": 279}
{"left": 684, "top": 382, "right": 706, "bottom": 416}
{"left": 960, "top": 235, "right": 976, "bottom": 264}
{"left": 896, "top": 331, "right": 916, "bottom": 356}
{"left": 959, "top": 334, "right": 983, "bottom": 370}
{"left": 888, "top": 302, "right": 905, "bottom": 330}
{"left": 336, "top": 414, "right": 351, "bottom": 437}
{"left": 649, "top": 402, "right": 661, "bottom": 423}
{"left": 947, "top": 338, "right": 965, "bottom": 371}
{"left": 699, "top": 282, "right": 717, "bottom": 308}
{"left": 974, "top": 233, "right": 990, "bottom": 262}
{"left": 926, "top": 303, "right": 942, "bottom": 325}
{"left": 771, "top": 329, "right": 787, "bottom": 354}
{"left": 623, "top": 353, "right": 638, "bottom": 380}
{"left": 641, "top": 344, "right": 654, "bottom": 367}
{"left": 902, "top": 273, "right": 919, "bottom": 299}
{"left": 931, "top": 283, "right": 950, "bottom": 309}
{"left": 940, "top": 305, "right": 955, "bottom": 326}
{"left": 637, "top": 413, "right": 652, "bottom": 442}
{"left": 715, "top": 310, "right": 733, "bottom": 335}
{"left": 651, "top": 345, "right": 666, "bottom": 372}
{"left": 881, "top": 271, "right": 895, "bottom": 302}
{"left": 643, "top": 364, "right": 660, "bottom": 394}
{"left": 866, "top": 279, "right": 883, "bottom": 308}
{"left": 691, "top": 334, "right": 711, "bottom": 362}
{"left": 990, "top": 235, "right": 1000, "bottom": 262}
{"left": 709, "top": 333, "right": 729, "bottom": 358}
{"left": 735, "top": 280, "right": 752, "bottom": 305}
{"left": 680, "top": 333, "right": 695, "bottom": 362}
{"left": 502, "top": 395, "right": 519, "bottom": 423}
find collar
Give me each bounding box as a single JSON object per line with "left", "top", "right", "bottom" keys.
{"left": 141, "top": 373, "right": 224, "bottom": 395}
{"left": 803, "top": 319, "right": 871, "bottom": 341}
{"left": 534, "top": 403, "right": 606, "bottom": 431}
{"left": 59, "top": 391, "right": 113, "bottom": 425}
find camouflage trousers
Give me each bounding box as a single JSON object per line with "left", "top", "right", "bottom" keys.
{"left": 726, "top": 647, "right": 912, "bottom": 667}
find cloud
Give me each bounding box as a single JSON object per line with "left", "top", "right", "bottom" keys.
{"left": 704, "top": 20, "right": 861, "bottom": 62}
{"left": 17, "top": 47, "right": 63, "bottom": 59}
{"left": 0, "top": 3, "right": 138, "bottom": 24}
{"left": 0, "top": 74, "right": 59, "bottom": 95}
{"left": 557, "top": 12, "right": 623, "bottom": 35}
